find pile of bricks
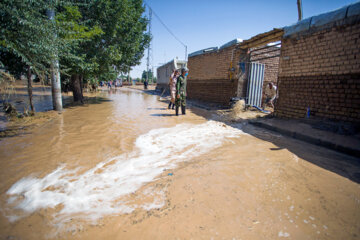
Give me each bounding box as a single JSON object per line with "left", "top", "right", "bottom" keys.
{"left": 276, "top": 22, "right": 360, "bottom": 123}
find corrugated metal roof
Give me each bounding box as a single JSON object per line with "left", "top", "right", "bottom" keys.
{"left": 284, "top": 1, "right": 360, "bottom": 38}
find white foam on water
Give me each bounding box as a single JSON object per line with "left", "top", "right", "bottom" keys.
{"left": 4, "top": 121, "right": 244, "bottom": 224}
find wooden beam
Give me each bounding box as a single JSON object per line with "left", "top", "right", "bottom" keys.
{"left": 239, "top": 30, "right": 284, "bottom": 49}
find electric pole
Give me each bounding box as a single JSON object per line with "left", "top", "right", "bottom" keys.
{"left": 297, "top": 0, "right": 303, "bottom": 21}
{"left": 146, "top": 7, "right": 152, "bottom": 84}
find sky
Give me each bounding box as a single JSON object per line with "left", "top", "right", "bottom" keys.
{"left": 130, "top": 0, "right": 357, "bottom": 78}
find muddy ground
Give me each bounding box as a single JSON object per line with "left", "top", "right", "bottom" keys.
{"left": 0, "top": 84, "right": 359, "bottom": 240}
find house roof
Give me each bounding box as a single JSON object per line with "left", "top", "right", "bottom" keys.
{"left": 219, "top": 38, "right": 243, "bottom": 50}
{"left": 188, "top": 47, "right": 218, "bottom": 58}
{"left": 283, "top": 1, "right": 360, "bottom": 38}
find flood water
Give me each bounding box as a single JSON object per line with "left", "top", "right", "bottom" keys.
{"left": 0, "top": 88, "right": 359, "bottom": 239}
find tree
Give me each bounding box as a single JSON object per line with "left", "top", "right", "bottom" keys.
{"left": 1, "top": 0, "right": 150, "bottom": 107}
{"left": 0, "top": 0, "right": 58, "bottom": 112}
{"left": 56, "top": 0, "right": 149, "bottom": 102}
{"left": 0, "top": 0, "right": 74, "bottom": 112}
{"left": 141, "top": 69, "right": 153, "bottom": 83}
{"left": 82, "top": 0, "right": 149, "bottom": 92}
{"left": 56, "top": 4, "right": 103, "bottom": 102}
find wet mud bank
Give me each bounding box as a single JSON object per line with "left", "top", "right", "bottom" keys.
{"left": 0, "top": 87, "right": 359, "bottom": 239}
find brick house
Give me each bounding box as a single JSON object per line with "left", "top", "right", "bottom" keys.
{"left": 275, "top": 2, "right": 360, "bottom": 124}
{"left": 187, "top": 29, "right": 283, "bottom": 106}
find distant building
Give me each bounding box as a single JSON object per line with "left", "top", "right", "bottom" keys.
{"left": 156, "top": 58, "right": 187, "bottom": 92}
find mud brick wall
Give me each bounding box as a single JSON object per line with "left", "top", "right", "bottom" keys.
{"left": 187, "top": 45, "right": 245, "bottom": 104}
{"left": 276, "top": 22, "right": 360, "bottom": 123}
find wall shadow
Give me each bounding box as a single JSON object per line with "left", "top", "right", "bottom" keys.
{"left": 147, "top": 108, "right": 167, "bottom": 110}
{"left": 237, "top": 123, "right": 360, "bottom": 184}
{"left": 150, "top": 113, "right": 175, "bottom": 117}
{"left": 138, "top": 87, "right": 360, "bottom": 184}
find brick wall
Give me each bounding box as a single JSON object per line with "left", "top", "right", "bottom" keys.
{"left": 187, "top": 44, "right": 280, "bottom": 105}
{"left": 187, "top": 45, "right": 245, "bottom": 104}
{"left": 275, "top": 22, "right": 360, "bottom": 123}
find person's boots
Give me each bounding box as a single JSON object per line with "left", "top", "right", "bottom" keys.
{"left": 168, "top": 102, "right": 172, "bottom": 109}
{"left": 181, "top": 105, "right": 186, "bottom": 115}
{"left": 175, "top": 106, "right": 179, "bottom": 116}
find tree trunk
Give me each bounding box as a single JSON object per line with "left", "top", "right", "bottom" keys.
{"left": 127, "top": 66, "right": 130, "bottom": 83}
{"left": 50, "top": 61, "right": 63, "bottom": 111}
{"left": 27, "top": 65, "right": 34, "bottom": 113}
{"left": 47, "top": 9, "right": 63, "bottom": 112}
{"left": 80, "top": 75, "right": 84, "bottom": 96}
{"left": 71, "top": 74, "right": 83, "bottom": 103}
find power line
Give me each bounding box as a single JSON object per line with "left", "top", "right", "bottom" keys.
{"left": 146, "top": 7, "right": 152, "bottom": 83}
{"left": 144, "top": 2, "right": 188, "bottom": 60}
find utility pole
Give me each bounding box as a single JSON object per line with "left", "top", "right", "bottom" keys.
{"left": 146, "top": 7, "right": 152, "bottom": 84}
{"left": 46, "top": 7, "right": 63, "bottom": 112}
{"left": 297, "top": 0, "right": 303, "bottom": 21}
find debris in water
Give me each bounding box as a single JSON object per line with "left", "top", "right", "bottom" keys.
{"left": 230, "top": 99, "right": 246, "bottom": 119}
{"left": 278, "top": 231, "right": 290, "bottom": 237}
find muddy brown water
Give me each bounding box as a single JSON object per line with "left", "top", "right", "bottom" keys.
{"left": 0, "top": 88, "right": 359, "bottom": 239}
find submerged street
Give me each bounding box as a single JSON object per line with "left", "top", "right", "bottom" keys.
{"left": 0, "top": 88, "right": 359, "bottom": 239}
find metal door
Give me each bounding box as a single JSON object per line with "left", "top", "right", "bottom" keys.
{"left": 246, "top": 62, "right": 265, "bottom": 107}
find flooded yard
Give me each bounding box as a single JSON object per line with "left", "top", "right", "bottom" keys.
{"left": 0, "top": 88, "right": 359, "bottom": 239}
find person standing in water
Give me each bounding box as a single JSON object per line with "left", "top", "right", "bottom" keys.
{"left": 175, "top": 67, "right": 188, "bottom": 116}
{"left": 168, "top": 69, "right": 179, "bottom": 109}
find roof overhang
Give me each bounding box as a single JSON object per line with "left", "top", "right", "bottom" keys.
{"left": 238, "top": 28, "right": 284, "bottom": 49}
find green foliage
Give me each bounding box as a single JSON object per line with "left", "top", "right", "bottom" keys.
{"left": 84, "top": 0, "right": 150, "bottom": 79}
{"left": 1, "top": 0, "right": 150, "bottom": 89}
{"left": 0, "top": 47, "right": 27, "bottom": 79}
{"left": 0, "top": 0, "right": 57, "bottom": 74}
{"left": 56, "top": 5, "right": 103, "bottom": 41}
{"left": 141, "top": 70, "right": 153, "bottom": 82}
{"left": 56, "top": 4, "right": 103, "bottom": 76}
{"left": 56, "top": 0, "right": 150, "bottom": 85}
